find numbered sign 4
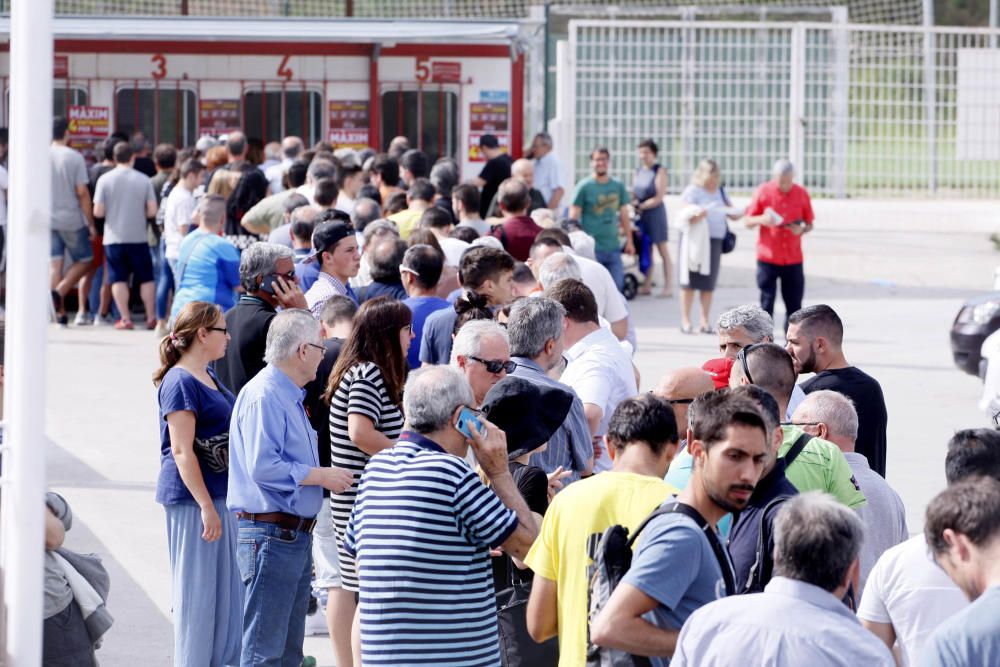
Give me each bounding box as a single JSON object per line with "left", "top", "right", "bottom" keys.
{"left": 277, "top": 55, "right": 293, "bottom": 82}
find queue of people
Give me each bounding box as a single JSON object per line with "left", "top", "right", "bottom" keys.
{"left": 33, "top": 121, "right": 997, "bottom": 667}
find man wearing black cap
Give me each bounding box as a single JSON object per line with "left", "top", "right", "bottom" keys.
{"left": 303, "top": 216, "right": 361, "bottom": 317}
{"left": 473, "top": 134, "right": 512, "bottom": 219}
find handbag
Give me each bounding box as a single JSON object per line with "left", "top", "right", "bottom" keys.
{"left": 193, "top": 431, "right": 230, "bottom": 472}
{"left": 496, "top": 577, "right": 559, "bottom": 667}
{"left": 719, "top": 184, "right": 737, "bottom": 254}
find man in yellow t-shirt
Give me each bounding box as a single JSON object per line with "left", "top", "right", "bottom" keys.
{"left": 388, "top": 178, "right": 434, "bottom": 240}
{"left": 525, "top": 395, "right": 681, "bottom": 667}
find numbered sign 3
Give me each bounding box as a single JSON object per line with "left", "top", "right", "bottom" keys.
{"left": 151, "top": 53, "right": 167, "bottom": 80}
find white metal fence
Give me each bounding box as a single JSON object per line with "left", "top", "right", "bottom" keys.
{"left": 557, "top": 20, "right": 1000, "bottom": 197}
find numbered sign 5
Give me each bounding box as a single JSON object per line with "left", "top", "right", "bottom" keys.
{"left": 277, "top": 55, "right": 293, "bottom": 81}
{"left": 415, "top": 56, "right": 430, "bottom": 83}
{"left": 150, "top": 54, "right": 167, "bottom": 80}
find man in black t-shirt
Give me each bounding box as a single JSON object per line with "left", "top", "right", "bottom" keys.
{"left": 473, "top": 134, "right": 512, "bottom": 219}
{"left": 786, "top": 304, "right": 889, "bottom": 477}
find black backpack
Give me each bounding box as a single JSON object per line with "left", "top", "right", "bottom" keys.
{"left": 586, "top": 501, "right": 736, "bottom": 667}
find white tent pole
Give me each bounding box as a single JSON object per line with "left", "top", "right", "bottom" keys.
{"left": 0, "top": 0, "right": 53, "bottom": 664}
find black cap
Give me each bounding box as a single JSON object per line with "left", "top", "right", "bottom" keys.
{"left": 479, "top": 134, "right": 500, "bottom": 149}
{"left": 305, "top": 221, "right": 353, "bottom": 263}
{"left": 482, "top": 376, "right": 574, "bottom": 460}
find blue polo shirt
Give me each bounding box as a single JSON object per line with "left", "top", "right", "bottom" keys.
{"left": 404, "top": 295, "right": 451, "bottom": 368}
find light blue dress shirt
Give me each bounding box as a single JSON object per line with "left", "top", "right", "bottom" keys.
{"left": 511, "top": 356, "right": 594, "bottom": 483}
{"left": 673, "top": 577, "right": 895, "bottom": 667}
{"left": 227, "top": 364, "right": 321, "bottom": 518}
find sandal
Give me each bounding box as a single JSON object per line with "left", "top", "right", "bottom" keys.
{"left": 680, "top": 324, "right": 695, "bottom": 334}
{"left": 699, "top": 325, "right": 716, "bottom": 335}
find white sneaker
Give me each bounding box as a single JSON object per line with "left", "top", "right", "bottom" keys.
{"left": 93, "top": 313, "right": 114, "bottom": 327}
{"left": 74, "top": 311, "right": 94, "bottom": 326}
{"left": 155, "top": 320, "right": 170, "bottom": 337}
{"left": 304, "top": 602, "right": 328, "bottom": 636}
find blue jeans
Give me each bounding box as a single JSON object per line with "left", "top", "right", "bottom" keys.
{"left": 155, "top": 238, "right": 176, "bottom": 321}
{"left": 236, "top": 518, "right": 313, "bottom": 667}
{"left": 595, "top": 248, "right": 625, "bottom": 293}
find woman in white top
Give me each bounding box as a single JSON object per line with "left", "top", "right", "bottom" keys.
{"left": 678, "top": 159, "right": 741, "bottom": 333}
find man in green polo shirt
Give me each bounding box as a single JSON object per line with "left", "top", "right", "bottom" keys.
{"left": 730, "top": 342, "right": 866, "bottom": 509}
{"left": 569, "top": 146, "right": 635, "bottom": 293}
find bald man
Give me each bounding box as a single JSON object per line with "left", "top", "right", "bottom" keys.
{"left": 485, "top": 158, "right": 547, "bottom": 218}
{"left": 654, "top": 368, "right": 716, "bottom": 437}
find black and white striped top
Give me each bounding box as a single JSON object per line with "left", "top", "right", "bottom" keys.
{"left": 329, "top": 362, "right": 404, "bottom": 524}
{"left": 345, "top": 431, "right": 519, "bottom": 666}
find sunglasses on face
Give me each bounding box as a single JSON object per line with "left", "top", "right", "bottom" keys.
{"left": 469, "top": 355, "right": 517, "bottom": 374}
{"left": 736, "top": 343, "right": 762, "bottom": 385}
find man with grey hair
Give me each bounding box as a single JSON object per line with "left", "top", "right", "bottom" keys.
{"left": 716, "top": 303, "right": 805, "bottom": 418}
{"left": 673, "top": 493, "right": 894, "bottom": 666}
{"left": 350, "top": 197, "right": 381, "bottom": 234}
{"left": 353, "top": 219, "right": 399, "bottom": 288}
{"left": 228, "top": 308, "right": 353, "bottom": 667}
{"left": 264, "top": 135, "right": 304, "bottom": 193}
{"left": 298, "top": 158, "right": 337, "bottom": 206}
{"left": 485, "top": 159, "right": 547, "bottom": 219}
{"left": 345, "top": 365, "right": 539, "bottom": 666}
{"left": 531, "top": 131, "right": 564, "bottom": 209}
{"left": 792, "top": 390, "right": 906, "bottom": 597}
{"left": 451, "top": 319, "right": 513, "bottom": 407}
{"left": 507, "top": 297, "right": 593, "bottom": 481}
{"left": 168, "top": 194, "right": 241, "bottom": 320}
{"left": 537, "top": 251, "right": 581, "bottom": 290}
{"left": 743, "top": 159, "right": 814, "bottom": 330}
{"left": 215, "top": 242, "right": 307, "bottom": 395}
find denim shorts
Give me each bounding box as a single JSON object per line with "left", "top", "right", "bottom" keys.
{"left": 51, "top": 227, "right": 94, "bottom": 263}
{"left": 105, "top": 242, "right": 154, "bottom": 284}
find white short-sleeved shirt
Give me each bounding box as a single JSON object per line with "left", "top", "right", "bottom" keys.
{"left": 533, "top": 151, "right": 563, "bottom": 204}
{"left": 438, "top": 237, "right": 470, "bottom": 268}
{"left": 857, "top": 535, "right": 968, "bottom": 667}
{"left": 163, "top": 184, "right": 196, "bottom": 261}
{"left": 560, "top": 326, "right": 637, "bottom": 472}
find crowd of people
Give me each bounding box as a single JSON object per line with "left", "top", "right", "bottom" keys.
{"left": 37, "top": 120, "right": 1000, "bottom": 667}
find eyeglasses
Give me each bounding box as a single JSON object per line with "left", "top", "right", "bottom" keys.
{"left": 272, "top": 270, "right": 297, "bottom": 281}
{"left": 666, "top": 398, "right": 695, "bottom": 405}
{"left": 208, "top": 326, "right": 228, "bottom": 334}
{"left": 735, "top": 343, "right": 761, "bottom": 385}
{"left": 305, "top": 342, "right": 325, "bottom": 353}
{"left": 469, "top": 356, "right": 517, "bottom": 374}
{"left": 399, "top": 266, "right": 420, "bottom": 277}
{"left": 782, "top": 421, "right": 821, "bottom": 427}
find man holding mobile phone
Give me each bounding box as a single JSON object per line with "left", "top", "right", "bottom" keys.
{"left": 345, "top": 365, "right": 539, "bottom": 666}
{"left": 743, "top": 159, "right": 814, "bottom": 331}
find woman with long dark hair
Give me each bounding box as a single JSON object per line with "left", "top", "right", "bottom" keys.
{"left": 323, "top": 296, "right": 413, "bottom": 664}
{"left": 153, "top": 301, "right": 241, "bottom": 666}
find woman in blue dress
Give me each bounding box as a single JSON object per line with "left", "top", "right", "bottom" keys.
{"left": 632, "top": 139, "right": 672, "bottom": 297}
{"left": 153, "top": 300, "right": 241, "bottom": 666}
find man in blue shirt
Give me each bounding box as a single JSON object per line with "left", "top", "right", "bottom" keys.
{"left": 590, "top": 391, "right": 769, "bottom": 665}
{"left": 506, "top": 296, "right": 593, "bottom": 482}
{"left": 673, "top": 493, "right": 894, "bottom": 666}
{"left": 923, "top": 476, "right": 1000, "bottom": 667}
{"left": 400, "top": 244, "right": 450, "bottom": 368}
{"left": 228, "top": 309, "right": 352, "bottom": 667}
{"left": 169, "top": 194, "right": 241, "bottom": 322}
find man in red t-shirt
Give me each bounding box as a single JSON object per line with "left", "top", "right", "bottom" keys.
{"left": 490, "top": 179, "right": 542, "bottom": 262}
{"left": 744, "top": 159, "right": 814, "bottom": 330}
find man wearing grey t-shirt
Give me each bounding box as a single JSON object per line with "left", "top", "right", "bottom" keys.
{"left": 93, "top": 141, "right": 157, "bottom": 329}
{"left": 50, "top": 117, "right": 97, "bottom": 326}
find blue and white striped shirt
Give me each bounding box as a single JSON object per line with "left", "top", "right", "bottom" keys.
{"left": 345, "top": 431, "right": 518, "bottom": 666}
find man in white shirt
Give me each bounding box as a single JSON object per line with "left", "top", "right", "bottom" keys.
{"left": 420, "top": 206, "right": 469, "bottom": 268}
{"left": 335, "top": 163, "right": 364, "bottom": 216}
{"left": 530, "top": 132, "right": 564, "bottom": 210}
{"left": 792, "top": 390, "right": 907, "bottom": 598}
{"left": 857, "top": 428, "right": 996, "bottom": 665}
{"left": 264, "top": 136, "right": 302, "bottom": 194}
{"left": 529, "top": 232, "right": 629, "bottom": 342}
{"left": 162, "top": 159, "right": 204, "bottom": 270}
{"left": 547, "top": 278, "right": 636, "bottom": 472}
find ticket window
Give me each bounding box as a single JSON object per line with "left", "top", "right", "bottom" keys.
{"left": 243, "top": 88, "right": 322, "bottom": 147}
{"left": 115, "top": 86, "right": 198, "bottom": 148}
{"left": 381, "top": 87, "right": 458, "bottom": 163}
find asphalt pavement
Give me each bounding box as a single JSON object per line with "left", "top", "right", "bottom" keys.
{"left": 43, "top": 197, "right": 997, "bottom": 666}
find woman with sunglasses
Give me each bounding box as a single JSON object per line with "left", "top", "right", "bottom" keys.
{"left": 153, "top": 301, "right": 241, "bottom": 666}
{"left": 323, "top": 296, "right": 413, "bottom": 664}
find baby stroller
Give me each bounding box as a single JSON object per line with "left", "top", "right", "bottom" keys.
{"left": 620, "top": 206, "right": 651, "bottom": 301}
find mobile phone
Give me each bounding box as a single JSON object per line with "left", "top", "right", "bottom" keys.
{"left": 456, "top": 407, "right": 486, "bottom": 439}
{"left": 259, "top": 274, "right": 278, "bottom": 295}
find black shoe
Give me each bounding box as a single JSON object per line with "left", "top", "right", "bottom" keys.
{"left": 56, "top": 313, "right": 69, "bottom": 326}
{"left": 51, "top": 289, "right": 62, "bottom": 313}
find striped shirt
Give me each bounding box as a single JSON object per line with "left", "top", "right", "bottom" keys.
{"left": 329, "top": 361, "right": 404, "bottom": 590}
{"left": 345, "top": 431, "right": 519, "bottom": 666}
